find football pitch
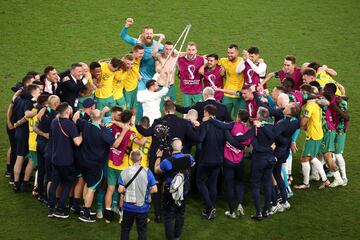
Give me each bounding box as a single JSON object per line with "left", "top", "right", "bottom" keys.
{"left": 0, "top": 0, "right": 359, "bottom": 239}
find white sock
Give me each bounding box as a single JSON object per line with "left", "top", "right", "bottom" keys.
{"left": 335, "top": 154, "right": 347, "bottom": 179}
{"left": 301, "top": 162, "right": 311, "bottom": 185}
{"left": 332, "top": 171, "right": 342, "bottom": 182}
{"left": 310, "top": 161, "right": 318, "bottom": 177}
{"left": 286, "top": 152, "right": 293, "bottom": 175}
{"left": 318, "top": 154, "right": 326, "bottom": 165}
{"left": 311, "top": 158, "right": 327, "bottom": 181}
{"left": 34, "top": 170, "right": 38, "bottom": 187}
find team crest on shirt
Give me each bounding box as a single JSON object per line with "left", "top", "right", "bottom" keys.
{"left": 304, "top": 110, "right": 309, "bottom": 117}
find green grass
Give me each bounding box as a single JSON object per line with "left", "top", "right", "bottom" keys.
{"left": 1, "top": 0, "right": 360, "bottom": 239}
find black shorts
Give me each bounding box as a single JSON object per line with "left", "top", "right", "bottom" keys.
{"left": 51, "top": 164, "right": 76, "bottom": 184}
{"left": 15, "top": 129, "right": 29, "bottom": 157}
{"left": 79, "top": 164, "right": 103, "bottom": 189}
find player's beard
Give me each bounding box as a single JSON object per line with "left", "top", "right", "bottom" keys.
{"left": 145, "top": 37, "right": 153, "bottom": 46}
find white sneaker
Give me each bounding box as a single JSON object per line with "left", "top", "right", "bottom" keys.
{"left": 112, "top": 207, "right": 120, "bottom": 215}
{"left": 281, "top": 201, "right": 291, "bottom": 210}
{"left": 119, "top": 208, "right": 123, "bottom": 224}
{"left": 96, "top": 209, "right": 103, "bottom": 219}
{"left": 309, "top": 174, "right": 320, "bottom": 181}
{"left": 329, "top": 179, "right": 344, "bottom": 188}
{"left": 342, "top": 178, "right": 348, "bottom": 186}
{"left": 236, "top": 204, "right": 245, "bottom": 216}
{"left": 270, "top": 203, "right": 284, "bottom": 215}
{"left": 225, "top": 211, "right": 237, "bottom": 219}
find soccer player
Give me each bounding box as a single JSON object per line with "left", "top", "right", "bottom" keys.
{"left": 178, "top": 42, "right": 206, "bottom": 107}
{"left": 76, "top": 109, "right": 127, "bottom": 222}
{"left": 33, "top": 95, "right": 60, "bottom": 201}
{"left": 130, "top": 116, "right": 152, "bottom": 168}
{"left": 137, "top": 79, "right": 169, "bottom": 125}
{"left": 47, "top": 103, "right": 82, "bottom": 218}
{"left": 120, "top": 17, "right": 164, "bottom": 90}
{"left": 200, "top": 54, "right": 224, "bottom": 101}
{"left": 94, "top": 57, "right": 123, "bottom": 111}
{"left": 219, "top": 44, "right": 245, "bottom": 117}
{"left": 322, "top": 83, "right": 346, "bottom": 187}
{"left": 119, "top": 150, "right": 157, "bottom": 240}
{"left": 123, "top": 46, "right": 143, "bottom": 111}
{"left": 236, "top": 46, "right": 267, "bottom": 88}
{"left": 12, "top": 84, "right": 41, "bottom": 191}
{"left": 261, "top": 55, "right": 303, "bottom": 90}
{"left": 154, "top": 138, "right": 195, "bottom": 240}
{"left": 155, "top": 41, "right": 178, "bottom": 104}
{"left": 294, "top": 87, "right": 329, "bottom": 190}
{"left": 113, "top": 54, "right": 135, "bottom": 110}
{"left": 104, "top": 110, "right": 134, "bottom": 223}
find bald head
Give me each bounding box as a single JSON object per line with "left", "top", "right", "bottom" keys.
{"left": 90, "top": 109, "right": 102, "bottom": 122}
{"left": 48, "top": 95, "right": 60, "bottom": 109}
{"left": 203, "top": 87, "right": 214, "bottom": 100}
{"left": 277, "top": 93, "right": 290, "bottom": 108}
{"left": 171, "top": 138, "right": 183, "bottom": 152}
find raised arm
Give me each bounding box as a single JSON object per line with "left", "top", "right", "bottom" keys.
{"left": 209, "top": 118, "right": 234, "bottom": 130}
{"left": 246, "top": 59, "right": 267, "bottom": 75}
{"left": 119, "top": 18, "right": 138, "bottom": 46}
{"left": 174, "top": 104, "right": 191, "bottom": 114}
{"left": 225, "top": 130, "right": 245, "bottom": 149}
{"left": 259, "top": 72, "right": 275, "bottom": 89}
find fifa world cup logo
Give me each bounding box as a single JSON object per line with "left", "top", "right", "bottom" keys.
{"left": 247, "top": 69, "right": 254, "bottom": 84}
{"left": 208, "top": 74, "right": 216, "bottom": 86}
{"left": 188, "top": 65, "right": 196, "bottom": 80}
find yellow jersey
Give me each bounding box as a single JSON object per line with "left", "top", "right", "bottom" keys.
{"left": 316, "top": 70, "right": 341, "bottom": 96}
{"left": 95, "top": 62, "right": 115, "bottom": 99}
{"left": 128, "top": 127, "right": 152, "bottom": 168}
{"left": 26, "top": 112, "right": 38, "bottom": 152}
{"left": 303, "top": 101, "right": 323, "bottom": 140}
{"left": 123, "top": 58, "right": 140, "bottom": 92}
{"left": 113, "top": 70, "right": 126, "bottom": 100}
{"left": 219, "top": 57, "right": 244, "bottom": 98}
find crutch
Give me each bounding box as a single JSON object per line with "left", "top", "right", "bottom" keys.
{"left": 153, "top": 24, "right": 191, "bottom": 80}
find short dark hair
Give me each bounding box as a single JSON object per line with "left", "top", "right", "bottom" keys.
{"left": 133, "top": 44, "right": 144, "bottom": 52}
{"left": 111, "top": 105, "right": 123, "bottom": 113}
{"left": 26, "top": 71, "right": 38, "bottom": 77}
{"left": 285, "top": 55, "right": 296, "bottom": 64}
{"left": 282, "top": 77, "right": 296, "bottom": 90}
{"left": 303, "top": 68, "right": 316, "bottom": 77}
{"left": 22, "top": 75, "right": 34, "bottom": 85}
{"left": 204, "top": 104, "right": 217, "bottom": 116}
{"left": 164, "top": 100, "right": 175, "bottom": 113}
{"left": 121, "top": 110, "right": 133, "bottom": 123}
{"left": 247, "top": 46, "right": 259, "bottom": 54}
{"left": 146, "top": 79, "right": 157, "bottom": 89}
{"left": 70, "top": 63, "right": 83, "bottom": 71}
{"left": 275, "top": 85, "right": 288, "bottom": 93}
{"left": 309, "top": 81, "right": 321, "bottom": 93}
{"left": 300, "top": 84, "right": 317, "bottom": 95}
{"left": 237, "top": 109, "right": 250, "bottom": 123}
{"left": 32, "top": 80, "right": 43, "bottom": 86}
{"left": 56, "top": 102, "right": 69, "bottom": 114}
{"left": 257, "top": 107, "right": 270, "bottom": 121}
{"left": 124, "top": 54, "right": 134, "bottom": 61}
{"left": 110, "top": 57, "right": 123, "bottom": 69}
{"left": 242, "top": 84, "right": 251, "bottom": 91}
{"left": 164, "top": 41, "right": 173, "bottom": 45}
{"left": 324, "top": 83, "right": 337, "bottom": 94}
{"left": 140, "top": 116, "right": 150, "bottom": 128}
{"left": 228, "top": 44, "right": 238, "bottom": 50}
{"left": 44, "top": 66, "right": 55, "bottom": 75}
{"left": 307, "top": 62, "right": 321, "bottom": 71}
{"left": 26, "top": 84, "right": 39, "bottom": 94}
{"left": 207, "top": 53, "right": 219, "bottom": 61}
{"left": 37, "top": 94, "right": 49, "bottom": 105}
{"left": 89, "top": 61, "right": 101, "bottom": 70}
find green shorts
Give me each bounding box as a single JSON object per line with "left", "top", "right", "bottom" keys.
{"left": 334, "top": 132, "right": 346, "bottom": 154}
{"left": 302, "top": 139, "right": 322, "bottom": 158}
{"left": 183, "top": 93, "right": 202, "bottom": 107}
{"left": 78, "top": 95, "right": 94, "bottom": 109}
{"left": 114, "top": 96, "right": 127, "bottom": 110}
{"left": 95, "top": 96, "right": 115, "bottom": 111}
{"left": 29, "top": 151, "right": 38, "bottom": 168}
{"left": 222, "top": 96, "right": 246, "bottom": 119}
{"left": 124, "top": 88, "right": 138, "bottom": 109}
{"left": 322, "top": 130, "right": 336, "bottom": 153}
{"left": 107, "top": 167, "right": 121, "bottom": 186}
{"left": 159, "top": 85, "right": 176, "bottom": 110}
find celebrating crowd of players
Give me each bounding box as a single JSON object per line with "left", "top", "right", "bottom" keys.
{"left": 5, "top": 17, "right": 350, "bottom": 240}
